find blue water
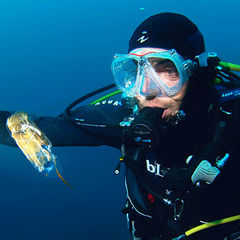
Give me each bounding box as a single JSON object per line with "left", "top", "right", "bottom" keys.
{"left": 0, "top": 0, "right": 239, "bottom": 239}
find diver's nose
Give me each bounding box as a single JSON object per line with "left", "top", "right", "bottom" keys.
{"left": 141, "top": 77, "right": 158, "bottom": 100}
{"left": 141, "top": 76, "right": 151, "bottom": 94}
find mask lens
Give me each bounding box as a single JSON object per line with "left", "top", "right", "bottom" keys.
{"left": 149, "top": 58, "right": 180, "bottom": 88}
{"left": 112, "top": 55, "right": 138, "bottom": 95}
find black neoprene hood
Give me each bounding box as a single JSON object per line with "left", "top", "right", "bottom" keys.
{"left": 128, "top": 12, "right": 205, "bottom": 59}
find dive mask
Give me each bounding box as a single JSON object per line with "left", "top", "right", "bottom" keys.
{"left": 111, "top": 48, "right": 196, "bottom": 97}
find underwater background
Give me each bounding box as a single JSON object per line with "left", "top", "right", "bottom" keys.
{"left": 0, "top": 0, "right": 239, "bottom": 239}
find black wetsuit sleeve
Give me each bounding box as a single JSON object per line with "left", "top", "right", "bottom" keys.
{"left": 34, "top": 114, "right": 105, "bottom": 147}
{"left": 0, "top": 97, "right": 130, "bottom": 148}
{"left": 197, "top": 98, "right": 240, "bottom": 160}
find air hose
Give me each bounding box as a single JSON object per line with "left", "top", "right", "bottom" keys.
{"left": 90, "top": 90, "right": 121, "bottom": 105}
{"left": 219, "top": 61, "right": 240, "bottom": 72}
{"left": 63, "top": 83, "right": 122, "bottom": 123}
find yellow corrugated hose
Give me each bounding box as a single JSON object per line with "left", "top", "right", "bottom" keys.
{"left": 185, "top": 215, "right": 240, "bottom": 237}
{"left": 173, "top": 215, "right": 240, "bottom": 239}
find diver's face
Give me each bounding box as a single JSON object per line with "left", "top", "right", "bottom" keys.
{"left": 130, "top": 48, "right": 181, "bottom": 96}
{"left": 132, "top": 48, "right": 188, "bottom": 121}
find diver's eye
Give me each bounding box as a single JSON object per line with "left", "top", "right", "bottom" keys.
{"left": 165, "top": 68, "right": 179, "bottom": 78}
{"left": 166, "top": 68, "right": 176, "bottom": 74}
{"left": 154, "top": 62, "right": 178, "bottom": 76}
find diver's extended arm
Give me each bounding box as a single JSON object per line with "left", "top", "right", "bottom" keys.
{"left": 0, "top": 110, "right": 119, "bottom": 147}
{"left": 0, "top": 97, "right": 127, "bottom": 148}
{"left": 0, "top": 110, "right": 104, "bottom": 147}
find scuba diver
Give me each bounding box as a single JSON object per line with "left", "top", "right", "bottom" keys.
{"left": 1, "top": 12, "right": 240, "bottom": 240}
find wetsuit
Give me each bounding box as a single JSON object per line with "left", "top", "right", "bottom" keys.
{"left": 0, "top": 84, "right": 240, "bottom": 240}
